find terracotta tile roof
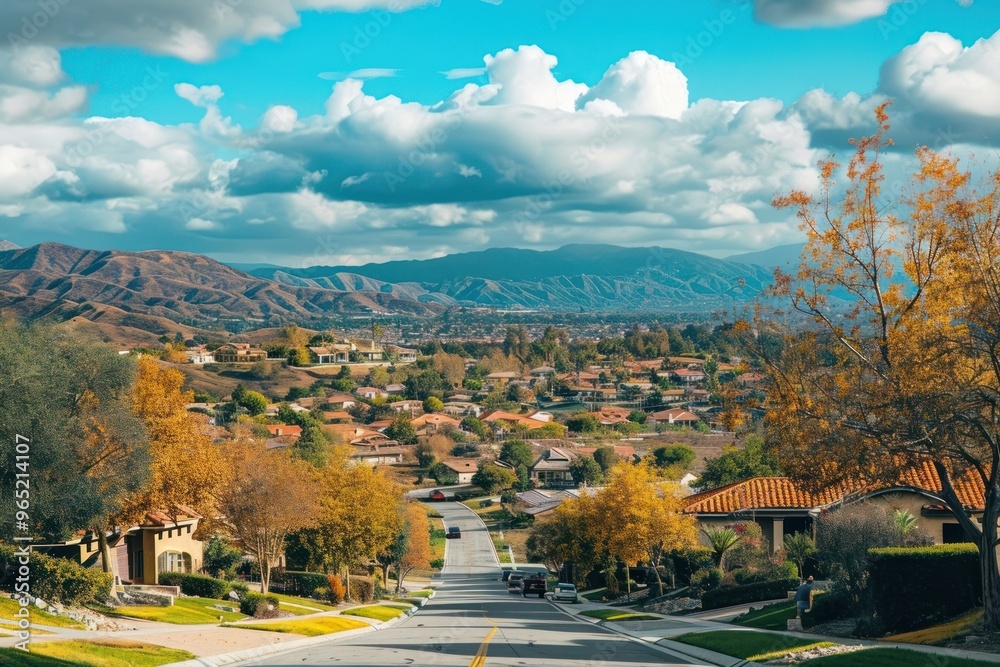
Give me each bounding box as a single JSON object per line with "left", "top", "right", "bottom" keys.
{"left": 684, "top": 460, "right": 985, "bottom": 514}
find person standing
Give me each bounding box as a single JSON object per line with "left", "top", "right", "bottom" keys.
{"left": 795, "top": 575, "right": 814, "bottom": 618}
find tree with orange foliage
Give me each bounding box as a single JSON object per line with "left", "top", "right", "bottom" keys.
{"left": 393, "top": 502, "right": 431, "bottom": 594}
{"left": 755, "top": 102, "right": 1000, "bottom": 628}
{"left": 216, "top": 442, "right": 320, "bottom": 593}
{"left": 120, "top": 356, "right": 224, "bottom": 525}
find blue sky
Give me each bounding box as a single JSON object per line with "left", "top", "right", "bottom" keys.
{"left": 0, "top": 0, "right": 997, "bottom": 265}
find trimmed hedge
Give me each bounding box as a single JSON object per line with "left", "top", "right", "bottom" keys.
{"left": 158, "top": 572, "right": 232, "bottom": 599}
{"left": 273, "top": 570, "right": 329, "bottom": 596}
{"left": 701, "top": 578, "right": 798, "bottom": 611}
{"left": 0, "top": 545, "right": 112, "bottom": 606}
{"left": 869, "top": 543, "right": 981, "bottom": 633}
{"left": 239, "top": 591, "right": 281, "bottom": 618}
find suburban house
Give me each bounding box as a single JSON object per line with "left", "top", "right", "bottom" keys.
{"left": 383, "top": 344, "right": 418, "bottom": 363}
{"left": 389, "top": 399, "right": 421, "bottom": 413}
{"left": 410, "top": 412, "right": 461, "bottom": 434}
{"left": 648, "top": 408, "right": 701, "bottom": 427}
{"left": 356, "top": 386, "right": 389, "bottom": 400}
{"left": 213, "top": 343, "right": 267, "bottom": 363}
{"left": 386, "top": 383, "right": 407, "bottom": 395}
{"left": 670, "top": 368, "right": 707, "bottom": 384}
{"left": 321, "top": 410, "right": 353, "bottom": 423}
{"left": 515, "top": 488, "right": 597, "bottom": 517}
{"left": 440, "top": 459, "right": 479, "bottom": 484}
{"left": 587, "top": 410, "right": 630, "bottom": 427}
{"left": 529, "top": 448, "right": 579, "bottom": 488}
{"left": 308, "top": 343, "right": 353, "bottom": 365}
{"left": 326, "top": 393, "right": 357, "bottom": 408}
{"left": 683, "top": 461, "right": 986, "bottom": 553}
{"left": 442, "top": 401, "right": 483, "bottom": 417}
{"left": 482, "top": 410, "right": 552, "bottom": 431}
{"left": 352, "top": 339, "right": 385, "bottom": 362}
{"left": 185, "top": 348, "right": 215, "bottom": 364}
{"left": 265, "top": 424, "right": 301, "bottom": 438}
{"left": 349, "top": 444, "right": 406, "bottom": 466}
{"left": 530, "top": 366, "right": 557, "bottom": 377}
{"left": 33, "top": 505, "right": 204, "bottom": 586}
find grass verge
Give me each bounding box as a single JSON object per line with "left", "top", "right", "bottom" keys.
{"left": 270, "top": 593, "right": 337, "bottom": 616}
{"left": 409, "top": 589, "right": 434, "bottom": 598}
{"left": 229, "top": 616, "right": 367, "bottom": 637}
{"left": 0, "top": 597, "right": 87, "bottom": 630}
{"left": 882, "top": 610, "right": 983, "bottom": 646}
{"left": 0, "top": 639, "right": 194, "bottom": 666}
{"left": 579, "top": 609, "right": 662, "bottom": 622}
{"left": 341, "top": 605, "right": 406, "bottom": 622}
{"left": 732, "top": 599, "right": 798, "bottom": 631}
{"left": 94, "top": 597, "right": 246, "bottom": 624}
{"left": 673, "top": 630, "right": 837, "bottom": 662}
{"left": 799, "top": 648, "right": 997, "bottom": 666}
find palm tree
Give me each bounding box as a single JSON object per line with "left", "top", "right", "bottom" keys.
{"left": 891, "top": 508, "right": 919, "bottom": 538}
{"left": 782, "top": 531, "right": 816, "bottom": 579}
{"left": 702, "top": 526, "right": 741, "bottom": 569}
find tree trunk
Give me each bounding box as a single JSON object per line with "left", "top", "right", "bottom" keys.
{"left": 259, "top": 554, "right": 271, "bottom": 594}
{"left": 95, "top": 527, "right": 120, "bottom": 600}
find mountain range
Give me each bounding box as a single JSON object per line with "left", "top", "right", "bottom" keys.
{"left": 0, "top": 241, "right": 802, "bottom": 334}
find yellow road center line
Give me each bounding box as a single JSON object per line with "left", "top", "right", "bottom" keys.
{"left": 470, "top": 626, "right": 498, "bottom": 667}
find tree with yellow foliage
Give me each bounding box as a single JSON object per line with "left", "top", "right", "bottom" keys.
{"left": 314, "top": 462, "right": 403, "bottom": 599}
{"left": 393, "top": 502, "right": 431, "bottom": 594}
{"left": 756, "top": 103, "right": 1000, "bottom": 628}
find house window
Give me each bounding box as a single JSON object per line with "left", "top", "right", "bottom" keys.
{"left": 943, "top": 523, "right": 973, "bottom": 544}
{"left": 157, "top": 551, "right": 192, "bottom": 574}
{"left": 131, "top": 550, "right": 144, "bottom": 580}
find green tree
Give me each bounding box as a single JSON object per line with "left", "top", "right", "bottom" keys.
{"left": 423, "top": 396, "right": 444, "bottom": 413}
{"left": 593, "top": 447, "right": 619, "bottom": 473}
{"left": 695, "top": 436, "right": 780, "bottom": 491}
{"left": 385, "top": 415, "right": 418, "bottom": 445}
{"left": 472, "top": 463, "right": 519, "bottom": 494}
{"left": 499, "top": 439, "right": 533, "bottom": 469}
{"left": 566, "top": 414, "right": 601, "bottom": 433}
{"left": 652, "top": 444, "right": 696, "bottom": 471}
{"left": 461, "top": 417, "right": 491, "bottom": 440}
{"left": 701, "top": 526, "right": 741, "bottom": 569}
{"left": 202, "top": 536, "right": 245, "bottom": 580}
{"left": 233, "top": 385, "right": 268, "bottom": 416}
{"left": 782, "top": 532, "right": 816, "bottom": 579}
{"left": 569, "top": 456, "right": 603, "bottom": 486}
{"left": 627, "top": 410, "right": 647, "bottom": 424}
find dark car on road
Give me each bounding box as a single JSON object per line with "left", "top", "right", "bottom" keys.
{"left": 507, "top": 573, "right": 525, "bottom": 593}
{"left": 521, "top": 575, "right": 547, "bottom": 598}
{"left": 445, "top": 526, "right": 461, "bottom": 539}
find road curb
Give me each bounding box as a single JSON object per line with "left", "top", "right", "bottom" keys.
{"left": 542, "top": 597, "right": 739, "bottom": 666}
{"left": 164, "top": 609, "right": 415, "bottom": 667}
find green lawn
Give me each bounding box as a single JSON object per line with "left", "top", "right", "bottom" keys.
{"left": 800, "top": 648, "right": 997, "bottom": 667}
{"left": 492, "top": 536, "right": 513, "bottom": 563}
{"left": 673, "top": 630, "right": 837, "bottom": 662}
{"left": 409, "top": 589, "right": 434, "bottom": 598}
{"left": 95, "top": 597, "right": 246, "bottom": 624}
{"left": 732, "top": 599, "right": 798, "bottom": 631}
{"left": 270, "top": 593, "right": 338, "bottom": 616}
{"left": 0, "top": 639, "right": 194, "bottom": 666}
{"left": 0, "top": 597, "right": 87, "bottom": 630}
{"left": 230, "top": 616, "right": 367, "bottom": 637}
{"left": 579, "top": 609, "right": 662, "bottom": 622}
{"left": 341, "top": 605, "right": 407, "bottom": 622}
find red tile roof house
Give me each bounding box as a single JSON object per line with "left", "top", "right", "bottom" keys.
{"left": 647, "top": 408, "right": 701, "bottom": 427}
{"left": 32, "top": 505, "right": 204, "bottom": 587}
{"left": 410, "top": 412, "right": 462, "bottom": 434}
{"left": 670, "top": 368, "right": 707, "bottom": 384}
{"left": 265, "top": 424, "right": 302, "bottom": 438}
{"left": 683, "top": 461, "right": 986, "bottom": 553}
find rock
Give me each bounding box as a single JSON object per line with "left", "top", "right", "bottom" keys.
{"left": 228, "top": 590, "right": 240, "bottom": 602}
{"left": 787, "top": 618, "right": 804, "bottom": 631}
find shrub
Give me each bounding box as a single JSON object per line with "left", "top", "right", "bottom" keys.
{"left": 351, "top": 576, "right": 375, "bottom": 603}
{"left": 240, "top": 591, "right": 281, "bottom": 618}
{"left": 802, "top": 589, "right": 851, "bottom": 629}
{"left": 479, "top": 499, "right": 494, "bottom": 509}
{"left": 313, "top": 586, "right": 331, "bottom": 601}
{"left": 277, "top": 570, "right": 329, "bottom": 596}
{"left": 690, "top": 567, "right": 723, "bottom": 595}
{"left": 868, "top": 543, "right": 981, "bottom": 633}
{"left": 231, "top": 580, "right": 250, "bottom": 596}
{"left": 327, "top": 574, "right": 346, "bottom": 604}
{"left": 1, "top": 547, "right": 113, "bottom": 606}
{"left": 158, "top": 572, "right": 231, "bottom": 599}
{"left": 671, "top": 547, "right": 714, "bottom": 586}
{"left": 430, "top": 558, "right": 444, "bottom": 569}
{"left": 701, "top": 578, "right": 799, "bottom": 611}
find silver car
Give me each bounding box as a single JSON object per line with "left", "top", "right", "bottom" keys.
{"left": 552, "top": 583, "right": 578, "bottom": 603}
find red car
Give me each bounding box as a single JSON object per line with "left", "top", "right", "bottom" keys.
{"left": 428, "top": 489, "right": 446, "bottom": 501}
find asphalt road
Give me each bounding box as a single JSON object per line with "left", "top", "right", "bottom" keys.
{"left": 244, "top": 502, "right": 699, "bottom": 666}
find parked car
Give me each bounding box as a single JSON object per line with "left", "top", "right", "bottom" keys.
{"left": 521, "top": 575, "right": 547, "bottom": 598}
{"left": 507, "top": 573, "right": 525, "bottom": 593}
{"left": 446, "top": 526, "right": 461, "bottom": 539}
{"left": 552, "top": 583, "right": 578, "bottom": 603}
{"left": 428, "top": 489, "right": 446, "bottom": 501}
